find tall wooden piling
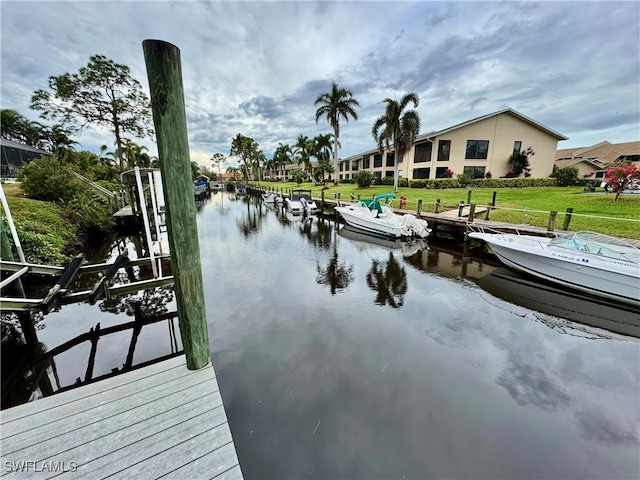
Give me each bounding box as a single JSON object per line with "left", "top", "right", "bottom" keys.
{"left": 143, "top": 40, "right": 210, "bottom": 370}
{"left": 563, "top": 208, "right": 574, "bottom": 230}
{"left": 547, "top": 211, "right": 558, "bottom": 236}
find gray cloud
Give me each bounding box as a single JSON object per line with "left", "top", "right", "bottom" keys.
{"left": 1, "top": 1, "right": 638, "bottom": 161}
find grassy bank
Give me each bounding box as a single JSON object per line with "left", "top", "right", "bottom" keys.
{"left": 254, "top": 181, "right": 640, "bottom": 239}
{"left": 2, "top": 183, "right": 79, "bottom": 264}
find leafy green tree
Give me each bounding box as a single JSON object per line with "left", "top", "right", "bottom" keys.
{"left": 31, "top": 54, "right": 153, "bottom": 172}
{"left": 1, "top": 109, "right": 49, "bottom": 149}
{"left": 290, "top": 168, "right": 307, "bottom": 185}
{"left": 210, "top": 152, "right": 226, "bottom": 179}
{"left": 47, "top": 124, "right": 78, "bottom": 159}
{"left": 190, "top": 161, "right": 201, "bottom": 180}
{"left": 314, "top": 82, "right": 359, "bottom": 177}
{"left": 18, "top": 156, "right": 82, "bottom": 202}
{"left": 508, "top": 146, "right": 535, "bottom": 177}
{"left": 314, "top": 160, "right": 335, "bottom": 184}
{"left": 230, "top": 133, "right": 258, "bottom": 180}
{"left": 372, "top": 93, "right": 420, "bottom": 192}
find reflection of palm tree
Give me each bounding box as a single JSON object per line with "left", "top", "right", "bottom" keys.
{"left": 300, "top": 217, "right": 332, "bottom": 251}
{"left": 366, "top": 252, "right": 408, "bottom": 308}
{"left": 236, "top": 198, "right": 265, "bottom": 237}
{"left": 316, "top": 225, "right": 354, "bottom": 294}
{"left": 99, "top": 285, "right": 175, "bottom": 317}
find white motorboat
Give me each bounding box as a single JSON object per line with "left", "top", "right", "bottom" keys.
{"left": 285, "top": 189, "right": 317, "bottom": 215}
{"left": 468, "top": 227, "right": 640, "bottom": 306}
{"left": 261, "top": 192, "right": 282, "bottom": 204}
{"left": 335, "top": 193, "right": 431, "bottom": 239}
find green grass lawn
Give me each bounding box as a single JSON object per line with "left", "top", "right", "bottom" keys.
{"left": 253, "top": 181, "right": 640, "bottom": 239}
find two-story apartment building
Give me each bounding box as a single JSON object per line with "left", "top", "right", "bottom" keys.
{"left": 339, "top": 108, "right": 568, "bottom": 181}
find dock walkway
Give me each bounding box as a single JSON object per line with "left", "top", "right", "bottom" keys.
{"left": 1, "top": 355, "right": 242, "bottom": 480}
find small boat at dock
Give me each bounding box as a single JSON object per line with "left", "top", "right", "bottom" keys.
{"left": 468, "top": 227, "right": 640, "bottom": 307}
{"left": 335, "top": 193, "right": 431, "bottom": 239}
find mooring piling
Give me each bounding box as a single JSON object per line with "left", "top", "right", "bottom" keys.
{"left": 143, "top": 39, "right": 210, "bottom": 370}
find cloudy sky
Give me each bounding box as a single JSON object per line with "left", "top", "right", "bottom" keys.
{"left": 1, "top": 1, "right": 639, "bottom": 168}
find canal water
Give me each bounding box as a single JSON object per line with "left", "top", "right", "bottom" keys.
{"left": 3, "top": 191, "right": 639, "bottom": 479}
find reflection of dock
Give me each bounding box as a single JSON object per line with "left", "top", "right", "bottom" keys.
{"left": 1, "top": 355, "right": 242, "bottom": 478}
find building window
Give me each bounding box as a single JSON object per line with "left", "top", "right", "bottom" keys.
{"left": 385, "top": 170, "right": 394, "bottom": 178}
{"left": 437, "top": 140, "right": 451, "bottom": 161}
{"left": 339, "top": 174, "right": 343, "bottom": 180}
{"left": 463, "top": 166, "right": 486, "bottom": 178}
{"left": 374, "top": 171, "right": 382, "bottom": 180}
{"left": 414, "top": 142, "right": 432, "bottom": 163}
{"left": 351, "top": 160, "right": 359, "bottom": 171}
{"left": 413, "top": 167, "right": 430, "bottom": 179}
{"left": 466, "top": 140, "right": 489, "bottom": 160}
{"left": 513, "top": 141, "right": 522, "bottom": 155}
{"left": 373, "top": 153, "right": 383, "bottom": 168}
{"left": 386, "top": 152, "right": 395, "bottom": 167}
{"left": 345, "top": 174, "right": 350, "bottom": 180}
{"left": 362, "top": 156, "right": 370, "bottom": 169}
{"left": 435, "top": 167, "right": 450, "bottom": 178}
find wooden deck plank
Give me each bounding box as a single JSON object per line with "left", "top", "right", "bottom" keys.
{"left": 0, "top": 356, "right": 242, "bottom": 479}
{"left": 162, "top": 444, "right": 241, "bottom": 480}
{"left": 8, "top": 396, "right": 224, "bottom": 480}
{"left": 71, "top": 409, "right": 231, "bottom": 479}
{"left": 213, "top": 465, "right": 245, "bottom": 480}
{"left": 1, "top": 355, "right": 186, "bottom": 423}
{"left": 2, "top": 367, "right": 209, "bottom": 443}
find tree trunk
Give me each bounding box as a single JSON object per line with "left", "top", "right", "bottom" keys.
{"left": 333, "top": 125, "right": 339, "bottom": 184}
{"left": 114, "top": 125, "right": 124, "bottom": 172}
{"left": 393, "top": 142, "right": 400, "bottom": 193}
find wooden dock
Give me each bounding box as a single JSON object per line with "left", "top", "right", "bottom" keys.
{"left": 1, "top": 355, "right": 243, "bottom": 479}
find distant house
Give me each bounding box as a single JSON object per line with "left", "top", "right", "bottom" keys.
{"left": 339, "top": 108, "right": 568, "bottom": 181}
{"left": 555, "top": 141, "right": 640, "bottom": 179}
{"left": 1, "top": 137, "right": 51, "bottom": 178}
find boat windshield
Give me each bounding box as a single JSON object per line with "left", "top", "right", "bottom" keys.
{"left": 291, "top": 191, "right": 311, "bottom": 201}
{"left": 550, "top": 232, "right": 640, "bottom": 263}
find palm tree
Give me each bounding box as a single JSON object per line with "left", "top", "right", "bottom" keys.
{"left": 294, "top": 134, "right": 313, "bottom": 174}
{"left": 314, "top": 82, "right": 359, "bottom": 179}
{"left": 371, "top": 93, "right": 420, "bottom": 192}
{"left": 273, "top": 143, "right": 293, "bottom": 180}
{"left": 211, "top": 152, "right": 226, "bottom": 179}
{"left": 47, "top": 124, "right": 79, "bottom": 160}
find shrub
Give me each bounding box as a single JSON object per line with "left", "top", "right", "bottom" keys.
{"left": 63, "top": 192, "right": 115, "bottom": 236}
{"left": 444, "top": 168, "right": 454, "bottom": 178}
{"left": 398, "top": 177, "right": 408, "bottom": 187}
{"left": 382, "top": 176, "right": 395, "bottom": 185}
{"left": 409, "top": 180, "right": 427, "bottom": 188}
{"left": 554, "top": 166, "right": 579, "bottom": 186}
{"left": 355, "top": 170, "right": 375, "bottom": 188}
{"left": 485, "top": 171, "right": 492, "bottom": 179}
{"left": 373, "top": 178, "right": 383, "bottom": 185}
{"left": 18, "top": 156, "right": 83, "bottom": 202}
{"left": 456, "top": 173, "right": 472, "bottom": 186}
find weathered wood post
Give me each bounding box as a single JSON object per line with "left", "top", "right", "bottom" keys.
{"left": 562, "top": 207, "right": 574, "bottom": 230}
{"left": 457, "top": 201, "right": 465, "bottom": 217}
{"left": 467, "top": 190, "right": 472, "bottom": 205}
{"left": 143, "top": 40, "right": 210, "bottom": 370}
{"left": 485, "top": 191, "right": 497, "bottom": 220}
{"left": 435, "top": 199, "right": 441, "bottom": 214}
{"left": 417, "top": 199, "right": 423, "bottom": 216}
{"left": 467, "top": 203, "right": 476, "bottom": 221}
{"left": 547, "top": 211, "right": 558, "bottom": 236}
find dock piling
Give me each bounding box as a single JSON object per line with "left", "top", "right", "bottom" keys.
{"left": 143, "top": 39, "right": 210, "bottom": 370}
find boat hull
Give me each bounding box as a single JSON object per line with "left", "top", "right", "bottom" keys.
{"left": 470, "top": 232, "right": 640, "bottom": 306}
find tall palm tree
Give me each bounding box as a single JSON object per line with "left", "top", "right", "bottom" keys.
{"left": 294, "top": 134, "right": 313, "bottom": 174}
{"left": 314, "top": 82, "right": 359, "bottom": 179}
{"left": 371, "top": 92, "right": 420, "bottom": 192}
{"left": 313, "top": 133, "right": 334, "bottom": 163}
{"left": 273, "top": 142, "right": 293, "bottom": 180}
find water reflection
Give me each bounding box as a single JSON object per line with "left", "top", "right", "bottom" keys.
{"left": 366, "top": 252, "right": 408, "bottom": 308}
{"left": 315, "top": 226, "right": 354, "bottom": 295}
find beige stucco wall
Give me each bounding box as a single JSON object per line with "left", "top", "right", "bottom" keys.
{"left": 340, "top": 111, "right": 563, "bottom": 180}
{"left": 418, "top": 113, "right": 560, "bottom": 179}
